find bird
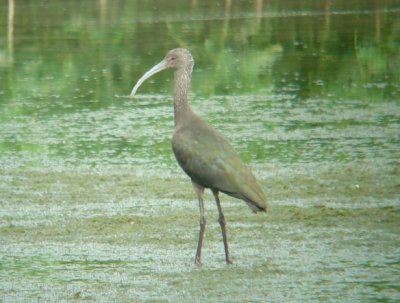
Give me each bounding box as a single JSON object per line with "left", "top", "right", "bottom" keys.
{"left": 130, "top": 48, "right": 267, "bottom": 265}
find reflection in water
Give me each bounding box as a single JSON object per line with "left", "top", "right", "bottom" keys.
{"left": 1, "top": 0, "right": 399, "bottom": 99}
{"left": 374, "top": 0, "right": 381, "bottom": 42}
{"left": 7, "top": 0, "right": 14, "bottom": 63}
{"left": 0, "top": 0, "right": 399, "bottom": 171}
{"left": 99, "top": 0, "right": 107, "bottom": 27}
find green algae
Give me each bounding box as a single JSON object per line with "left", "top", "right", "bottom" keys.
{"left": 1, "top": 161, "right": 399, "bottom": 302}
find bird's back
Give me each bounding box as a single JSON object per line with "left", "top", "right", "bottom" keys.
{"left": 172, "top": 112, "right": 267, "bottom": 212}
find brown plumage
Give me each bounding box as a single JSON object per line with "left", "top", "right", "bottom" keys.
{"left": 130, "top": 48, "right": 267, "bottom": 265}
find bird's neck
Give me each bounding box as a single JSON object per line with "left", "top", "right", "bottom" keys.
{"left": 173, "top": 67, "right": 193, "bottom": 127}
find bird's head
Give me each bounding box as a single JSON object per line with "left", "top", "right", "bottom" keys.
{"left": 164, "top": 48, "right": 194, "bottom": 70}
{"left": 129, "top": 48, "right": 194, "bottom": 97}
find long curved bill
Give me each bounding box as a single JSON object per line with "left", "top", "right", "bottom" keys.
{"left": 129, "top": 60, "right": 168, "bottom": 97}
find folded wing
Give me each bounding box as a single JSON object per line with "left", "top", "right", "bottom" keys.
{"left": 172, "top": 115, "right": 267, "bottom": 212}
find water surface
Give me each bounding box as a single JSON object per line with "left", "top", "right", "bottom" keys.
{"left": 1, "top": 0, "right": 399, "bottom": 302}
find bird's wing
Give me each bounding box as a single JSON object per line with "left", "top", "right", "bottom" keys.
{"left": 172, "top": 120, "right": 266, "bottom": 212}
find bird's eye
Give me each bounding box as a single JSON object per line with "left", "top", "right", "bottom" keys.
{"left": 170, "top": 56, "right": 176, "bottom": 60}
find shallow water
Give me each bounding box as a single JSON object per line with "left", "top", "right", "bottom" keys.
{"left": 1, "top": 0, "right": 400, "bottom": 302}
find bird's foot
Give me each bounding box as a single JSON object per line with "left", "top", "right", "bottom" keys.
{"left": 195, "top": 256, "right": 202, "bottom": 267}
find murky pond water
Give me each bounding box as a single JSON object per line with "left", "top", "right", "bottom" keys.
{"left": 1, "top": 0, "right": 400, "bottom": 302}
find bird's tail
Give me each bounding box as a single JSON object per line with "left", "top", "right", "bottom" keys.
{"left": 245, "top": 198, "right": 267, "bottom": 213}
{"left": 241, "top": 181, "right": 267, "bottom": 213}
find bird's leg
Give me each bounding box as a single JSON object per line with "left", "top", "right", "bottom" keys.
{"left": 192, "top": 182, "right": 206, "bottom": 266}
{"left": 212, "top": 190, "right": 233, "bottom": 264}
